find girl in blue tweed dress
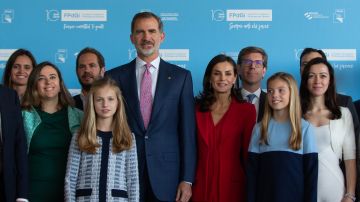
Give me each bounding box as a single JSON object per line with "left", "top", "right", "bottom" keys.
{"left": 65, "top": 77, "right": 139, "bottom": 202}
{"left": 247, "top": 72, "right": 318, "bottom": 202}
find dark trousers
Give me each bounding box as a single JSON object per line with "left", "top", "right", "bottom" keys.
{"left": 0, "top": 175, "right": 4, "bottom": 201}
{"left": 140, "top": 163, "right": 173, "bottom": 202}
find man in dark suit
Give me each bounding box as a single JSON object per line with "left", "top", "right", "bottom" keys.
{"left": 235, "top": 46, "right": 267, "bottom": 122}
{"left": 0, "top": 85, "right": 28, "bottom": 202}
{"left": 107, "top": 12, "right": 196, "bottom": 202}
{"left": 300, "top": 47, "right": 360, "bottom": 201}
{"left": 73, "top": 47, "right": 105, "bottom": 110}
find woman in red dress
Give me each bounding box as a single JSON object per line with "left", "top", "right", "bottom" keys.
{"left": 192, "top": 54, "right": 256, "bottom": 202}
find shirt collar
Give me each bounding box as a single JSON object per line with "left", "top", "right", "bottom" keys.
{"left": 241, "top": 88, "right": 261, "bottom": 98}
{"left": 136, "top": 56, "right": 160, "bottom": 70}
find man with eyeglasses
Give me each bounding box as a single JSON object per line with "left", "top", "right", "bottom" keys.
{"left": 236, "top": 46, "right": 267, "bottom": 122}
{"left": 300, "top": 47, "right": 360, "bottom": 202}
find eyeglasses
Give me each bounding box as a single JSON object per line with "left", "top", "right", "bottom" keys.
{"left": 241, "top": 59, "right": 264, "bottom": 68}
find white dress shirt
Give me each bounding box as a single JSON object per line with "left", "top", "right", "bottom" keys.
{"left": 241, "top": 88, "right": 261, "bottom": 121}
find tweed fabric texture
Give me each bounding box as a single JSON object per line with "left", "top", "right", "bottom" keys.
{"left": 65, "top": 132, "right": 139, "bottom": 202}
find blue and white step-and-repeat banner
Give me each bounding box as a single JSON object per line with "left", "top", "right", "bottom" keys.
{"left": 1, "top": 0, "right": 359, "bottom": 100}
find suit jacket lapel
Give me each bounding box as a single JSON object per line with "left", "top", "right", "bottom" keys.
{"left": 149, "top": 60, "right": 170, "bottom": 126}
{"left": 125, "top": 60, "right": 146, "bottom": 131}
{"left": 239, "top": 88, "right": 266, "bottom": 123}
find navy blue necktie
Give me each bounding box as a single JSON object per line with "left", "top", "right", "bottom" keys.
{"left": 247, "top": 94, "right": 256, "bottom": 103}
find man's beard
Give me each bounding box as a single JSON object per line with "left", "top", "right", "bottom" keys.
{"left": 136, "top": 40, "right": 160, "bottom": 57}
{"left": 137, "top": 46, "right": 155, "bottom": 57}
{"left": 78, "top": 73, "right": 101, "bottom": 92}
{"left": 80, "top": 83, "right": 92, "bottom": 92}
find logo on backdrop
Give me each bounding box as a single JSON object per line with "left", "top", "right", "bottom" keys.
{"left": 211, "top": 9, "right": 272, "bottom": 31}
{"left": 294, "top": 49, "right": 304, "bottom": 60}
{"left": 55, "top": 49, "right": 68, "bottom": 64}
{"left": 160, "top": 12, "right": 179, "bottom": 21}
{"left": 304, "top": 12, "right": 329, "bottom": 20}
{"left": 128, "top": 49, "right": 137, "bottom": 61}
{"left": 128, "top": 49, "right": 189, "bottom": 61}
{"left": 0, "top": 49, "right": 17, "bottom": 69}
{"left": 211, "top": 10, "right": 226, "bottom": 21}
{"left": 1, "top": 9, "right": 14, "bottom": 24}
{"left": 323, "top": 49, "right": 356, "bottom": 61}
{"left": 221, "top": 51, "right": 238, "bottom": 61}
{"left": 0, "top": 49, "right": 16, "bottom": 62}
{"left": 137, "top": 9, "right": 179, "bottom": 21}
{"left": 45, "top": 9, "right": 107, "bottom": 31}
{"left": 160, "top": 49, "right": 189, "bottom": 62}
{"left": 46, "top": 10, "right": 60, "bottom": 21}
{"left": 294, "top": 48, "right": 356, "bottom": 71}
{"left": 61, "top": 10, "right": 107, "bottom": 21}
{"left": 227, "top": 10, "right": 272, "bottom": 21}
{"left": 304, "top": 9, "right": 345, "bottom": 24}
{"left": 333, "top": 9, "right": 345, "bottom": 23}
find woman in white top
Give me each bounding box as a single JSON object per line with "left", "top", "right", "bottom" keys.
{"left": 300, "top": 57, "right": 356, "bottom": 202}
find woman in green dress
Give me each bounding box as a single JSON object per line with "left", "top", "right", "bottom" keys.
{"left": 21, "top": 61, "right": 83, "bottom": 201}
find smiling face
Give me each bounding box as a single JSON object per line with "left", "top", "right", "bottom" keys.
{"left": 94, "top": 86, "right": 118, "bottom": 120}
{"left": 10, "top": 55, "right": 34, "bottom": 86}
{"left": 130, "top": 17, "right": 165, "bottom": 61}
{"left": 36, "top": 65, "right": 61, "bottom": 101}
{"left": 306, "top": 63, "right": 330, "bottom": 97}
{"left": 210, "top": 61, "right": 236, "bottom": 95}
{"left": 77, "top": 52, "right": 104, "bottom": 90}
{"left": 267, "top": 78, "right": 290, "bottom": 113}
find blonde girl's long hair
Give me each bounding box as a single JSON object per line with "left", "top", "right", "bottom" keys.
{"left": 260, "top": 72, "right": 302, "bottom": 150}
{"left": 77, "top": 77, "right": 132, "bottom": 153}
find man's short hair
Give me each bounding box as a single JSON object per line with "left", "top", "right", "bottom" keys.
{"left": 299, "top": 48, "right": 327, "bottom": 66}
{"left": 131, "top": 11, "right": 163, "bottom": 34}
{"left": 76, "top": 47, "right": 105, "bottom": 69}
{"left": 237, "top": 46, "right": 268, "bottom": 68}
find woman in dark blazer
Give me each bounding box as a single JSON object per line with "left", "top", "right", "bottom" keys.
{"left": 0, "top": 85, "right": 28, "bottom": 201}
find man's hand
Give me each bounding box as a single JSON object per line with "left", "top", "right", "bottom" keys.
{"left": 175, "top": 181, "right": 192, "bottom": 202}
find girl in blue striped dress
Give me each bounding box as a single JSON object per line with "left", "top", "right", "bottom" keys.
{"left": 65, "top": 77, "right": 139, "bottom": 202}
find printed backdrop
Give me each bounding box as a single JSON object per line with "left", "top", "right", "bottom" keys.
{"left": 1, "top": 0, "right": 359, "bottom": 100}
